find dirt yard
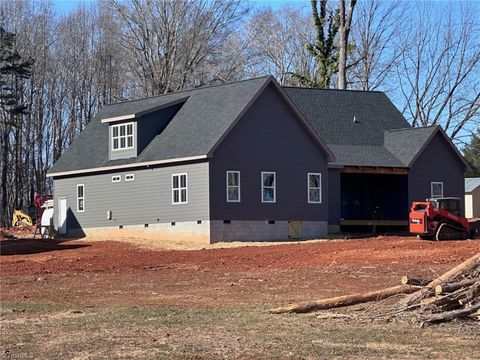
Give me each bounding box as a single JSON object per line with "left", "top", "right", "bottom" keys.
{"left": 1, "top": 234, "right": 479, "bottom": 359}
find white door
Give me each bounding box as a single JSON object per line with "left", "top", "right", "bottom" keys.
{"left": 465, "top": 194, "right": 473, "bottom": 219}
{"left": 58, "top": 198, "right": 67, "bottom": 235}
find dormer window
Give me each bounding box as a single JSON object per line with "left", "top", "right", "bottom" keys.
{"left": 112, "top": 122, "right": 134, "bottom": 151}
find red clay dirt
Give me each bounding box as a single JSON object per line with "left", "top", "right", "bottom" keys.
{"left": 1, "top": 234, "right": 479, "bottom": 308}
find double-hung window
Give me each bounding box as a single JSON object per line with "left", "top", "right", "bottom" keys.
{"left": 308, "top": 173, "right": 322, "bottom": 203}
{"left": 431, "top": 182, "right": 443, "bottom": 198}
{"left": 77, "top": 184, "right": 85, "bottom": 212}
{"left": 226, "top": 171, "right": 240, "bottom": 202}
{"left": 172, "top": 173, "right": 187, "bottom": 204}
{"left": 261, "top": 172, "right": 276, "bottom": 203}
{"left": 112, "top": 122, "right": 134, "bottom": 151}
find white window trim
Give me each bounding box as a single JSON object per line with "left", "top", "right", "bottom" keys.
{"left": 172, "top": 173, "right": 188, "bottom": 205}
{"left": 111, "top": 122, "right": 134, "bottom": 151}
{"left": 431, "top": 181, "right": 444, "bottom": 198}
{"left": 125, "top": 173, "right": 135, "bottom": 182}
{"left": 112, "top": 175, "right": 121, "bottom": 183}
{"left": 261, "top": 171, "right": 276, "bottom": 203}
{"left": 308, "top": 173, "right": 322, "bottom": 204}
{"left": 226, "top": 171, "right": 241, "bottom": 202}
{"left": 77, "top": 184, "right": 85, "bottom": 212}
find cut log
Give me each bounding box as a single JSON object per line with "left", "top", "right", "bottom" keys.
{"left": 421, "top": 303, "right": 480, "bottom": 326}
{"left": 401, "top": 276, "right": 431, "bottom": 286}
{"left": 269, "top": 284, "right": 421, "bottom": 314}
{"left": 402, "top": 253, "right": 480, "bottom": 307}
{"left": 434, "top": 278, "right": 477, "bottom": 295}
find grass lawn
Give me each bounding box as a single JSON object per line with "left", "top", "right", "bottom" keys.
{"left": 1, "top": 301, "right": 479, "bottom": 359}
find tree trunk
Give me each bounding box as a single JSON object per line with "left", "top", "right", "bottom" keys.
{"left": 269, "top": 284, "right": 421, "bottom": 314}
{"left": 337, "top": 0, "right": 356, "bottom": 89}
{"left": 435, "top": 278, "right": 477, "bottom": 295}
{"left": 401, "top": 276, "right": 431, "bottom": 286}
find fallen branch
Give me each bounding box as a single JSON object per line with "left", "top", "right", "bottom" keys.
{"left": 421, "top": 303, "right": 480, "bottom": 326}
{"left": 269, "top": 285, "right": 421, "bottom": 314}
{"left": 402, "top": 253, "right": 480, "bottom": 307}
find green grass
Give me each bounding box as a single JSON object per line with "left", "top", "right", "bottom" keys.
{"left": 1, "top": 301, "right": 479, "bottom": 359}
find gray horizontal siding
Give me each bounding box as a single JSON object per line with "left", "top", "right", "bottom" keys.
{"left": 53, "top": 162, "right": 209, "bottom": 233}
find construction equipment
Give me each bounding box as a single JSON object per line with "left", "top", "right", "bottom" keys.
{"left": 11, "top": 210, "right": 33, "bottom": 227}
{"left": 409, "top": 197, "right": 470, "bottom": 240}
{"left": 33, "top": 194, "right": 52, "bottom": 225}
{"left": 11, "top": 193, "right": 53, "bottom": 229}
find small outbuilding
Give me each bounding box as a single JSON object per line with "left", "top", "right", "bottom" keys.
{"left": 465, "top": 178, "right": 480, "bottom": 219}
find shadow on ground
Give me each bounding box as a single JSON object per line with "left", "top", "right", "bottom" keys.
{"left": 0, "top": 238, "right": 89, "bottom": 256}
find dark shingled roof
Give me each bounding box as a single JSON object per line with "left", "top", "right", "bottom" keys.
{"left": 283, "top": 87, "right": 464, "bottom": 168}
{"left": 283, "top": 87, "right": 410, "bottom": 146}
{"left": 48, "top": 77, "right": 271, "bottom": 174}
{"left": 49, "top": 77, "right": 466, "bottom": 175}
{"left": 384, "top": 126, "right": 438, "bottom": 166}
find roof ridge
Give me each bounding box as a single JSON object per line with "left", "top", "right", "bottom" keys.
{"left": 105, "top": 76, "right": 271, "bottom": 107}
{"left": 283, "top": 85, "right": 384, "bottom": 94}
{"left": 386, "top": 125, "right": 438, "bottom": 133}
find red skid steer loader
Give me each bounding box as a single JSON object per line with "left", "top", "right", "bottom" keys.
{"left": 409, "top": 197, "right": 471, "bottom": 240}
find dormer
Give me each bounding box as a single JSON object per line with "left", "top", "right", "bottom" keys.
{"left": 109, "top": 120, "right": 137, "bottom": 160}
{"left": 101, "top": 97, "right": 188, "bottom": 161}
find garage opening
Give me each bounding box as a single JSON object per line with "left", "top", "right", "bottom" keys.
{"left": 340, "top": 172, "right": 409, "bottom": 232}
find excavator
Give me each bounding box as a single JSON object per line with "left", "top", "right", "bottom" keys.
{"left": 409, "top": 197, "right": 471, "bottom": 240}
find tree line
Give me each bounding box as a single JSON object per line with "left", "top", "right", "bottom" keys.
{"left": 1, "top": 0, "right": 479, "bottom": 226}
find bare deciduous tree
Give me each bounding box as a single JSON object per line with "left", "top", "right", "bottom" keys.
{"left": 395, "top": 2, "right": 480, "bottom": 141}
{"left": 110, "top": 0, "right": 247, "bottom": 96}
{"left": 246, "top": 6, "right": 314, "bottom": 85}
{"left": 349, "top": 0, "right": 405, "bottom": 91}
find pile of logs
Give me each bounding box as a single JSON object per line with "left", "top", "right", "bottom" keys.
{"left": 269, "top": 252, "right": 479, "bottom": 326}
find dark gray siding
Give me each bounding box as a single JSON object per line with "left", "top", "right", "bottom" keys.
{"left": 328, "top": 168, "right": 341, "bottom": 225}
{"left": 209, "top": 83, "right": 329, "bottom": 221}
{"left": 408, "top": 133, "right": 465, "bottom": 215}
{"left": 53, "top": 162, "right": 209, "bottom": 234}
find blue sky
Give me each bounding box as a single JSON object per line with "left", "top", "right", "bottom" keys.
{"left": 53, "top": 0, "right": 307, "bottom": 14}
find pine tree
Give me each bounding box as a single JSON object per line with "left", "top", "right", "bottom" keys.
{"left": 292, "top": 0, "right": 340, "bottom": 88}
{"left": 0, "top": 27, "right": 34, "bottom": 227}
{"left": 464, "top": 129, "right": 480, "bottom": 177}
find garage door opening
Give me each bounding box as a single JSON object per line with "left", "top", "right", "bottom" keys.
{"left": 340, "top": 173, "right": 408, "bottom": 232}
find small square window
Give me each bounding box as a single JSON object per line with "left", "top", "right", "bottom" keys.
{"left": 111, "top": 122, "right": 134, "bottom": 151}
{"left": 431, "top": 182, "right": 443, "bottom": 198}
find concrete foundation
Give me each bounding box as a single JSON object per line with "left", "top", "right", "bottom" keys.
{"left": 62, "top": 219, "right": 328, "bottom": 244}
{"left": 66, "top": 220, "right": 211, "bottom": 244}
{"left": 210, "top": 220, "right": 327, "bottom": 243}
